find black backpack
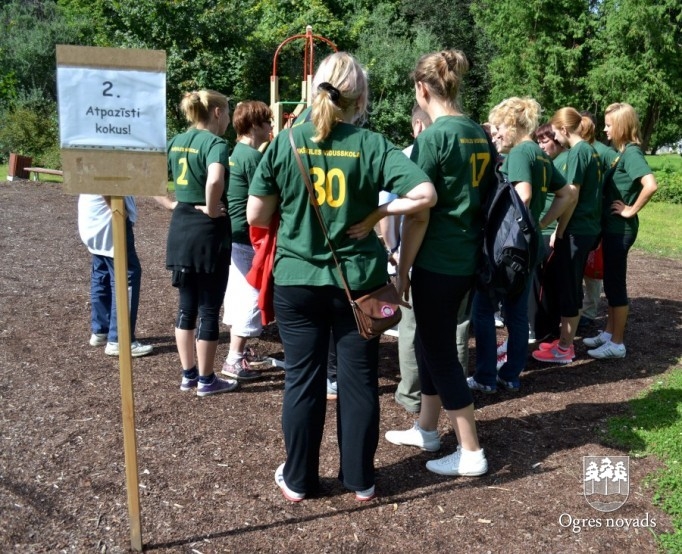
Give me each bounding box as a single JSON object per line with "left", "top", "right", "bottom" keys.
{"left": 477, "top": 160, "right": 539, "bottom": 299}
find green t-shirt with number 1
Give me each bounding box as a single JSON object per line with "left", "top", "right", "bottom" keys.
{"left": 249, "top": 121, "right": 430, "bottom": 289}
{"left": 502, "top": 140, "right": 566, "bottom": 225}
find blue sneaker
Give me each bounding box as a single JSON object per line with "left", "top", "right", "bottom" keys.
{"left": 197, "top": 375, "right": 239, "bottom": 397}
{"left": 496, "top": 375, "right": 520, "bottom": 392}
{"left": 180, "top": 375, "right": 198, "bottom": 391}
{"left": 466, "top": 376, "right": 496, "bottom": 394}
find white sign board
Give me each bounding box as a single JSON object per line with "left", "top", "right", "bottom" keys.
{"left": 58, "top": 67, "right": 166, "bottom": 151}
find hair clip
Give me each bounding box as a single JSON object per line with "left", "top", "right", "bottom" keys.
{"left": 318, "top": 82, "right": 341, "bottom": 105}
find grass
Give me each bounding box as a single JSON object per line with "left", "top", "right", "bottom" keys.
{"left": 646, "top": 154, "right": 682, "bottom": 173}
{"left": 0, "top": 163, "right": 62, "bottom": 183}
{"left": 636, "top": 203, "right": 682, "bottom": 259}
{"left": 606, "top": 366, "right": 682, "bottom": 552}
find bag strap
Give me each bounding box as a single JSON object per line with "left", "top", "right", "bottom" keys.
{"left": 288, "top": 130, "right": 355, "bottom": 304}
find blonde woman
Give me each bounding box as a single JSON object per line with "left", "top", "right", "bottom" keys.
{"left": 385, "top": 50, "right": 491, "bottom": 477}
{"left": 166, "top": 90, "right": 238, "bottom": 397}
{"left": 583, "top": 103, "right": 657, "bottom": 358}
{"left": 247, "top": 52, "right": 436, "bottom": 502}
{"left": 468, "top": 97, "right": 571, "bottom": 393}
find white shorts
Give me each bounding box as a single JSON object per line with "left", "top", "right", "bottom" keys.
{"left": 222, "top": 243, "right": 262, "bottom": 337}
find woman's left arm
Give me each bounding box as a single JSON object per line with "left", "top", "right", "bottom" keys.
{"left": 347, "top": 181, "right": 437, "bottom": 239}
{"left": 247, "top": 194, "right": 279, "bottom": 228}
{"left": 611, "top": 173, "right": 658, "bottom": 218}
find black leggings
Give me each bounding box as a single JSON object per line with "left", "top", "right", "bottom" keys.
{"left": 175, "top": 257, "right": 229, "bottom": 341}
{"left": 411, "top": 266, "right": 474, "bottom": 411}
{"left": 602, "top": 232, "right": 636, "bottom": 307}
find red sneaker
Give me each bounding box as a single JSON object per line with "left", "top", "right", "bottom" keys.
{"left": 532, "top": 343, "right": 575, "bottom": 364}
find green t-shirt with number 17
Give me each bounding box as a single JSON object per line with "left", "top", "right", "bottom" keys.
{"left": 249, "top": 121, "right": 430, "bottom": 290}
{"left": 410, "top": 115, "right": 493, "bottom": 276}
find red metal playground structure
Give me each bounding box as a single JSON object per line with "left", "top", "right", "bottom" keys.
{"left": 270, "top": 26, "right": 337, "bottom": 136}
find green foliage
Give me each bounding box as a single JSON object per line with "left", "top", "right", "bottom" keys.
{"left": 651, "top": 168, "right": 682, "bottom": 204}
{"left": 401, "top": 0, "right": 493, "bottom": 124}
{"left": 0, "top": 100, "right": 60, "bottom": 167}
{"left": 606, "top": 368, "right": 682, "bottom": 550}
{"left": 647, "top": 155, "right": 682, "bottom": 204}
{"left": 352, "top": 4, "right": 438, "bottom": 144}
{"left": 587, "top": 0, "right": 682, "bottom": 150}
{"left": 472, "top": 0, "right": 594, "bottom": 117}
{"left": 0, "top": 0, "right": 96, "bottom": 104}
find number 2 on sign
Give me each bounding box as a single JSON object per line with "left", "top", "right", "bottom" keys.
{"left": 469, "top": 152, "right": 490, "bottom": 187}
{"left": 310, "top": 167, "right": 346, "bottom": 207}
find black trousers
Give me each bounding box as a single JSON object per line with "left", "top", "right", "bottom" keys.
{"left": 274, "top": 284, "right": 380, "bottom": 494}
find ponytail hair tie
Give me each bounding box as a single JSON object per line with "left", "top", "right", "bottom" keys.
{"left": 318, "top": 82, "right": 341, "bottom": 105}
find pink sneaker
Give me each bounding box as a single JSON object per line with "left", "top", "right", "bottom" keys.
{"left": 532, "top": 343, "right": 575, "bottom": 364}
{"left": 538, "top": 338, "right": 559, "bottom": 351}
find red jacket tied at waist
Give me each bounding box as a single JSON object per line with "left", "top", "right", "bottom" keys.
{"left": 245, "top": 213, "right": 279, "bottom": 325}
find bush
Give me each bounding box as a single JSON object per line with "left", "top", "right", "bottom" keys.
{"left": 652, "top": 167, "right": 682, "bottom": 205}
{"left": 0, "top": 99, "right": 60, "bottom": 168}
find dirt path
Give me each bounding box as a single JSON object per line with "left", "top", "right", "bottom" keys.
{"left": 1, "top": 181, "right": 679, "bottom": 553}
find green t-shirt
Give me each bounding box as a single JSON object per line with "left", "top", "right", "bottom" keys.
{"left": 603, "top": 144, "right": 651, "bottom": 236}
{"left": 564, "top": 140, "right": 601, "bottom": 236}
{"left": 540, "top": 149, "right": 570, "bottom": 237}
{"left": 502, "top": 140, "right": 566, "bottom": 225}
{"left": 249, "top": 121, "right": 430, "bottom": 289}
{"left": 167, "top": 128, "right": 229, "bottom": 205}
{"left": 593, "top": 141, "right": 618, "bottom": 179}
{"left": 228, "top": 142, "right": 262, "bottom": 245}
{"left": 410, "top": 115, "right": 493, "bottom": 276}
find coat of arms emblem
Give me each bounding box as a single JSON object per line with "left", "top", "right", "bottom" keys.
{"left": 583, "top": 456, "right": 629, "bottom": 512}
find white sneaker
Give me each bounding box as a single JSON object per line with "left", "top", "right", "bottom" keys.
{"left": 426, "top": 447, "right": 488, "bottom": 477}
{"left": 275, "top": 463, "right": 305, "bottom": 502}
{"left": 90, "top": 333, "right": 108, "bottom": 346}
{"left": 588, "top": 340, "right": 626, "bottom": 359}
{"left": 583, "top": 331, "right": 611, "bottom": 348}
{"left": 355, "top": 485, "right": 376, "bottom": 502}
{"left": 385, "top": 422, "right": 441, "bottom": 452}
{"left": 105, "top": 341, "right": 154, "bottom": 358}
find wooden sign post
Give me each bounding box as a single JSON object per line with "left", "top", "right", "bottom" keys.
{"left": 56, "top": 45, "right": 167, "bottom": 551}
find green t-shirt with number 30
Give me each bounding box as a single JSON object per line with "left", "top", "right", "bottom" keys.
{"left": 249, "top": 121, "right": 430, "bottom": 289}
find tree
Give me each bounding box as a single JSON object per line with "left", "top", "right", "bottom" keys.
{"left": 350, "top": 3, "right": 440, "bottom": 145}
{"left": 471, "top": 0, "right": 595, "bottom": 118}
{"left": 587, "top": 0, "right": 682, "bottom": 151}
{"left": 0, "top": 0, "right": 94, "bottom": 163}
{"left": 401, "top": 0, "right": 494, "bottom": 124}
{"left": 0, "top": 0, "right": 95, "bottom": 104}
